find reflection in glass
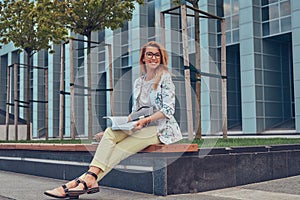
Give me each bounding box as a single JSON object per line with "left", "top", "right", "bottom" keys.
{"left": 281, "top": 17, "right": 291, "bottom": 32}
{"left": 232, "top": 15, "right": 239, "bottom": 29}
{"left": 262, "top": 7, "right": 269, "bottom": 21}
{"left": 226, "top": 31, "right": 231, "bottom": 44}
{"left": 262, "top": 0, "right": 268, "bottom": 6}
{"left": 280, "top": 1, "right": 291, "bottom": 17}
{"left": 263, "top": 22, "right": 270, "bottom": 36}
{"left": 232, "top": 0, "right": 239, "bottom": 14}
{"left": 269, "top": 4, "right": 279, "bottom": 20}
{"left": 232, "top": 30, "right": 239, "bottom": 43}
{"left": 226, "top": 16, "right": 231, "bottom": 30}
{"left": 269, "top": 20, "right": 279, "bottom": 35}
{"left": 224, "top": 0, "right": 231, "bottom": 16}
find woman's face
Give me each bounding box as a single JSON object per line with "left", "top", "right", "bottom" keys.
{"left": 143, "top": 46, "right": 161, "bottom": 72}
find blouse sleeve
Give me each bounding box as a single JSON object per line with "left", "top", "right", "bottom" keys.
{"left": 159, "top": 73, "right": 176, "bottom": 119}
{"left": 131, "top": 77, "right": 142, "bottom": 112}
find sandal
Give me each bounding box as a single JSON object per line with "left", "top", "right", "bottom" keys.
{"left": 68, "top": 171, "right": 100, "bottom": 198}
{"left": 44, "top": 178, "right": 81, "bottom": 199}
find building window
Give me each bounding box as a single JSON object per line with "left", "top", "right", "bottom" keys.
{"left": 262, "top": 0, "right": 291, "bottom": 36}
{"left": 217, "top": 0, "right": 239, "bottom": 46}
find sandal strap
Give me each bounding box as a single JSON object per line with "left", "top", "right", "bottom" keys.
{"left": 61, "top": 184, "right": 69, "bottom": 198}
{"left": 62, "top": 178, "right": 81, "bottom": 196}
{"left": 75, "top": 178, "right": 81, "bottom": 185}
{"left": 78, "top": 179, "right": 88, "bottom": 190}
{"left": 86, "top": 171, "right": 98, "bottom": 180}
{"left": 62, "top": 184, "right": 68, "bottom": 193}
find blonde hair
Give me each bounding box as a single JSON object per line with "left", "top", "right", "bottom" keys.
{"left": 139, "top": 41, "right": 169, "bottom": 90}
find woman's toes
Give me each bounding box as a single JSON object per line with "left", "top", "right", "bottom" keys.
{"left": 44, "top": 188, "right": 66, "bottom": 198}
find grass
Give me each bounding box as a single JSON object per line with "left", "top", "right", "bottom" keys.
{"left": 0, "top": 139, "right": 92, "bottom": 144}
{"left": 179, "top": 137, "right": 300, "bottom": 148}
{"left": 0, "top": 137, "right": 300, "bottom": 148}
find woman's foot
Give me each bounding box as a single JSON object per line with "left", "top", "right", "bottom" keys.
{"left": 68, "top": 171, "right": 99, "bottom": 197}
{"left": 44, "top": 179, "right": 80, "bottom": 198}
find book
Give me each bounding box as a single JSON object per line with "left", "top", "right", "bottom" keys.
{"left": 104, "top": 106, "right": 154, "bottom": 131}
{"left": 104, "top": 116, "right": 137, "bottom": 131}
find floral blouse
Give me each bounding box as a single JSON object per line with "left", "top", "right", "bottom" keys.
{"left": 131, "top": 72, "right": 182, "bottom": 144}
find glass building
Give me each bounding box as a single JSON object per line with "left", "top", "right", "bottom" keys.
{"left": 0, "top": 0, "right": 299, "bottom": 139}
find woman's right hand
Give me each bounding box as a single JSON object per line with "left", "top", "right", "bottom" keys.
{"left": 134, "top": 117, "right": 152, "bottom": 130}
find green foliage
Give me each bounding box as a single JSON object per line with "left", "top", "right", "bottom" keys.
{"left": 179, "top": 137, "right": 300, "bottom": 148}
{"left": 60, "top": 0, "right": 144, "bottom": 37}
{"left": 0, "top": 0, "right": 68, "bottom": 56}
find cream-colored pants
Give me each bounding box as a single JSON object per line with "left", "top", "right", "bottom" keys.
{"left": 80, "top": 126, "right": 160, "bottom": 181}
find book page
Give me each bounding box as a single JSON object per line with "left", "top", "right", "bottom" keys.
{"left": 104, "top": 116, "right": 136, "bottom": 131}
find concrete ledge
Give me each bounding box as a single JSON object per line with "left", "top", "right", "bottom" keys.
{"left": 0, "top": 143, "right": 198, "bottom": 153}
{"left": 0, "top": 143, "right": 299, "bottom": 196}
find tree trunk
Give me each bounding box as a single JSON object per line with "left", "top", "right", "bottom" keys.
{"left": 45, "top": 68, "right": 49, "bottom": 140}
{"left": 181, "top": 4, "right": 194, "bottom": 141}
{"left": 194, "top": 1, "right": 202, "bottom": 139}
{"left": 59, "top": 43, "right": 65, "bottom": 140}
{"left": 5, "top": 65, "right": 11, "bottom": 141}
{"left": 87, "top": 33, "right": 93, "bottom": 140}
{"left": 14, "top": 64, "right": 19, "bottom": 140}
{"left": 26, "top": 52, "right": 31, "bottom": 140}
{"left": 70, "top": 39, "right": 76, "bottom": 139}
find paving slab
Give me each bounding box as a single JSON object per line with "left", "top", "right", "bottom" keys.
{"left": 0, "top": 170, "right": 299, "bottom": 200}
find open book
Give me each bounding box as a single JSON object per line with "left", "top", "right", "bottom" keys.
{"left": 104, "top": 106, "right": 154, "bottom": 131}
{"left": 103, "top": 116, "right": 137, "bottom": 131}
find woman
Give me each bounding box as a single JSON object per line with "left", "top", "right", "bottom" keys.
{"left": 44, "top": 41, "right": 182, "bottom": 199}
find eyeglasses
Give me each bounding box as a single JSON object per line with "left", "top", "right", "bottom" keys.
{"left": 145, "top": 52, "right": 161, "bottom": 59}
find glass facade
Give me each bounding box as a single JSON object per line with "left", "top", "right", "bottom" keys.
{"left": 0, "top": 0, "right": 299, "bottom": 139}
{"left": 262, "top": 0, "right": 291, "bottom": 36}
{"left": 217, "top": 0, "right": 239, "bottom": 45}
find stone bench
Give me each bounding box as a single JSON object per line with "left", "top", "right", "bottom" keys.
{"left": 0, "top": 143, "right": 198, "bottom": 152}
{"left": 0, "top": 143, "right": 299, "bottom": 196}
{"left": 0, "top": 143, "right": 198, "bottom": 195}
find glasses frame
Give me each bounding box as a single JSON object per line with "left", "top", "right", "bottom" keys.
{"left": 145, "top": 51, "right": 161, "bottom": 59}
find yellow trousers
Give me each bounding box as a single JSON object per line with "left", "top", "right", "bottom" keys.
{"left": 80, "top": 126, "right": 160, "bottom": 182}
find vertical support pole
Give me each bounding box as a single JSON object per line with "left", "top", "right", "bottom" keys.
{"left": 181, "top": 3, "right": 194, "bottom": 141}
{"left": 87, "top": 35, "right": 93, "bottom": 140}
{"left": 70, "top": 39, "right": 76, "bottom": 139}
{"left": 45, "top": 68, "right": 49, "bottom": 140}
{"left": 194, "top": 2, "right": 202, "bottom": 139}
{"left": 59, "top": 43, "right": 65, "bottom": 140}
{"left": 14, "top": 64, "right": 18, "bottom": 141}
{"left": 221, "top": 19, "right": 227, "bottom": 139}
{"left": 107, "top": 44, "right": 114, "bottom": 116}
{"left": 5, "top": 66, "right": 11, "bottom": 141}
{"left": 160, "top": 12, "right": 165, "bottom": 47}
{"left": 26, "top": 55, "right": 31, "bottom": 140}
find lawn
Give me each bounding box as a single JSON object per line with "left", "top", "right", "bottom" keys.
{"left": 1, "top": 137, "right": 300, "bottom": 148}
{"left": 180, "top": 137, "right": 300, "bottom": 148}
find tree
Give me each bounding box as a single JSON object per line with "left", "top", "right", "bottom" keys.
{"left": 188, "top": 0, "right": 201, "bottom": 140}
{"left": 0, "top": 0, "right": 68, "bottom": 140}
{"left": 174, "top": 0, "right": 201, "bottom": 139}
{"left": 60, "top": 0, "right": 143, "bottom": 140}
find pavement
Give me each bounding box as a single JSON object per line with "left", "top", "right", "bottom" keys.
{"left": 0, "top": 170, "right": 299, "bottom": 200}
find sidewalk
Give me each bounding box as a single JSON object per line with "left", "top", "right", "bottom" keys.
{"left": 0, "top": 170, "right": 299, "bottom": 200}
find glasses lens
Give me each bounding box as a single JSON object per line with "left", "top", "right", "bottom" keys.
{"left": 154, "top": 53, "right": 161, "bottom": 58}
{"left": 146, "top": 52, "right": 154, "bottom": 58}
